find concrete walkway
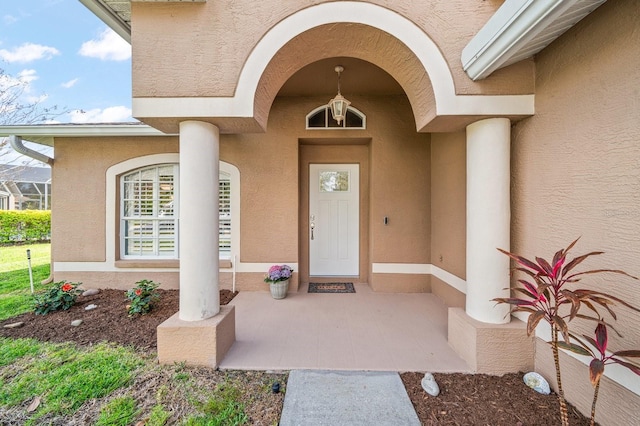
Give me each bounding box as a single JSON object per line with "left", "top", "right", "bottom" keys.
{"left": 219, "top": 283, "right": 469, "bottom": 372}
{"left": 279, "top": 370, "right": 421, "bottom": 426}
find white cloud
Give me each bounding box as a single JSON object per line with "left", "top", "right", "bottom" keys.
{"left": 79, "top": 28, "right": 131, "bottom": 61}
{"left": 17, "top": 69, "right": 39, "bottom": 85}
{"left": 0, "top": 43, "right": 60, "bottom": 63}
{"left": 69, "top": 106, "right": 133, "bottom": 123}
{"left": 61, "top": 78, "right": 79, "bottom": 89}
{"left": 3, "top": 14, "right": 18, "bottom": 25}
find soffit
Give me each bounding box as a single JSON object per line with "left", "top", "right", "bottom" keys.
{"left": 462, "top": 0, "right": 607, "bottom": 80}
{"left": 278, "top": 57, "right": 404, "bottom": 97}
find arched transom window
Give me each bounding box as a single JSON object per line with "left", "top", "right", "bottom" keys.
{"left": 306, "top": 105, "right": 366, "bottom": 129}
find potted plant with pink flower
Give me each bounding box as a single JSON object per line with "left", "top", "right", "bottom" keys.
{"left": 264, "top": 264, "right": 293, "bottom": 299}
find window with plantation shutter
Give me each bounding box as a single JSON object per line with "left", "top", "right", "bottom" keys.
{"left": 121, "top": 164, "right": 234, "bottom": 260}
{"left": 219, "top": 174, "right": 231, "bottom": 259}
{"left": 121, "top": 164, "right": 178, "bottom": 258}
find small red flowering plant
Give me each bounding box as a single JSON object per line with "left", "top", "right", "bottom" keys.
{"left": 33, "top": 280, "right": 82, "bottom": 315}
{"left": 125, "top": 279, "right": 160, "bottom": 316}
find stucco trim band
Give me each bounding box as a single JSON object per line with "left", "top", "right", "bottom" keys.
{"left": 534, "top": 320, "right": 640, "bottom": 396}
{"left": 132, "top": 2, "right": 534, "bottom": 122}
{"left": 53, "top": 261, "right": 299, "bottom": 274}
{"left": 372, "top": 263, "right": 466, "bottom": 294}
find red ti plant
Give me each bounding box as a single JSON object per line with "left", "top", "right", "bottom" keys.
{"left": 561, "top": 321, "right": 640, "bottom": 426}
{"left": 493, "top": 238, "right": 639, "bottom": 426}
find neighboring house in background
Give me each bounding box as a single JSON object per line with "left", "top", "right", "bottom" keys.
{"left": 0, "top": 1, "right": 638, "bottom": 424}
{"left": 0, "top": 165, "right": 51, "bottom": 210}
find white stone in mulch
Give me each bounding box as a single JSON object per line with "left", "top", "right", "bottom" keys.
{"left": 421, "top": 372, "right": 440, "bottom": 397}
{"left": 523, "top": 372, "right": 551, "bottom": 395}
{"left": 71, "top": 320, "right": 83, "bottom": 327}
{"left": 3, "top": 321, "right": 25, "bottom": 329}
{"left": 82, "top": 289, "right": 100, "bottom": 297}
{"left": 84, "top": 304, "right": 98, "bottom": 311}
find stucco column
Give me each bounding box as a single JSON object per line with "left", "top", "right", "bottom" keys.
{"left": 179, "top": 120, "right": 220, "bottom": 321}
{"left": 466, "top": 118, "right": 511, "bottom": 324}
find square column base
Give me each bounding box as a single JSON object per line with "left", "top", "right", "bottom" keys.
{"left": 157, "top": 305, "right": 235, "bottom": 368}
{"left": 448, "top": 307, "right": 534, "bottom": 374}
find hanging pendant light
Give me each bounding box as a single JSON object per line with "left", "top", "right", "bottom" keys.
{"left": 328, "top": 65, "right": 351, "bottom": 125}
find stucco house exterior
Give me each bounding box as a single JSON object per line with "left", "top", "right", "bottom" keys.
{"left": 1, "top": 0, "right": 638, "bottom": 423}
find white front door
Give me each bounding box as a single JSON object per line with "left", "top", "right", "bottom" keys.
{"left": 309, "top": 164, "right": 359, "bottom": 276}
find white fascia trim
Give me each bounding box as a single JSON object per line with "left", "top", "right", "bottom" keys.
{"left": 79, "top": 0, "right": 131, "bottom": 43}
{"left": 461, "top": 0, "right": 589, "bottom": 81}
{"left": 133, "top": 1, "right": 534, "bottom": 120}
{"left": 531, "top": 319, "right": 640, "bottom": 396}
{"left": 0, "top": 124, "right": 171, "bottom": 146}
{"left": 372, "top": 263, "right": 467, "bottom": 294}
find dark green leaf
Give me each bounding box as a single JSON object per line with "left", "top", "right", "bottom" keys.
{"left": 612, "top": 350, "right": 640, "bottom": 358}
{"left": 557, "top": 341, "right": 592, "bottom": 357}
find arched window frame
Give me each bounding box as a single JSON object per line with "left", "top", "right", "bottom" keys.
{"left": 305, "top": 104, "right": 366, "bottom": 129}
{"left": 117, "top": 158, "right": 240, "bottom": 262}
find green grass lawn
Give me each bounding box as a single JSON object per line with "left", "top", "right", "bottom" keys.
{"left": 0, "top": 243, "right": 51, "bottom": 321}
{"left": 0, "top": 243, "right": 280, "bottom": 425}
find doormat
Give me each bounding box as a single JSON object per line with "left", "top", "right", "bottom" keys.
{"left": 308, "top": 282, "right": 355, "bottom": 293}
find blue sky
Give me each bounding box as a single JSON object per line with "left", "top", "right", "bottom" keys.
{"left": 1, "top": 0, "right": 133, "bottom": 124}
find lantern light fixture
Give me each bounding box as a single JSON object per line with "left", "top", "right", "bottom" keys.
{"left": 328, "top": 65, "right": 351, "bottom": 125}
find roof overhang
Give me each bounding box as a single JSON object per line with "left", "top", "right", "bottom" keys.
{"left": 0, "top": 124, "right": 172, "bottom": 146}
{"left": 462, "top": 0, "right": 607, "bottom": 81}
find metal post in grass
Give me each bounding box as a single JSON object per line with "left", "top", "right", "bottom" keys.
{"left": 27, "top": 249, "right": 34, "bottom": 294}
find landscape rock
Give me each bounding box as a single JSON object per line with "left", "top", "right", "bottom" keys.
{"left": 523, "top": 372, "right": 550, "bottom": 395}
{"left": 84, "top": 304, "right": 98, "bottom": 311}
{"left": 421, "top": 372, "right": 440, "bottom": 397}
{"left": 82, "top": 289, "right": 100, "bottom": 297}
{"left": 3, "top": 321, "right": 25, "bottom": 329}
{"left": 71, "top": 320, "right": 83, "bottom": 327}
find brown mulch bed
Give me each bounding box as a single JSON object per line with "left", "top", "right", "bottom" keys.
{"left": 1, "top": 289, "right": 594, "bottom": 425}
{"left": 401, "top": 372, "right": 592, "bottom": 425}
{"left": 0, "top": 289, "right": 236, "bottom": 350}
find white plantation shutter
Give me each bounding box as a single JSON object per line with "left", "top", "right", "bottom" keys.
{"left": 121, "top": 164, "right": 232, "bottom": 259}
{"left": 219, "top": 175, "right": 231, "bottom": 259}
{"left": 122, "top": 164, "right": 178, "bottom": 258}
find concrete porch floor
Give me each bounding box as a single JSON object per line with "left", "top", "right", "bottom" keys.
{"left": 219, "top": 283, "right": 470, "bottom": 372}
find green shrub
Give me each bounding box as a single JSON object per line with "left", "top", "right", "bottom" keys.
{"left": 125, "top": 279, "right": 161, "bottom": 316}
{"left": 0, "top": 210, "right": 51, "bottom": 244}
{"left": 33, "top": 281, "right": 82, "bottom": 315}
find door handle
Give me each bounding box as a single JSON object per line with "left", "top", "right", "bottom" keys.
{"left": 310, "top": 221, "right": 315, "bottom": 240}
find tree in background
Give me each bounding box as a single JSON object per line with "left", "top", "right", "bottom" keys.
{"left": 0, "top": 67, "right": 64, "bottom": 165}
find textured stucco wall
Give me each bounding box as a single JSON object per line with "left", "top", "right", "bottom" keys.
{"left": 511, "top": 0, "right": 640, "bottom": 421}
{"left": 53, "top": 94, "right": 432, "bottom": 291}
{"left": 430, "top": 132, "right": 466, "bottom": 279}
{"left": 52, "top": 137, "right": 179, "bottom": 262}
{"left": 130, "top": 0, "right": 533, "bottom": 111}
{"left": 368, "top": 97, "right": 431, "bottom": 264}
